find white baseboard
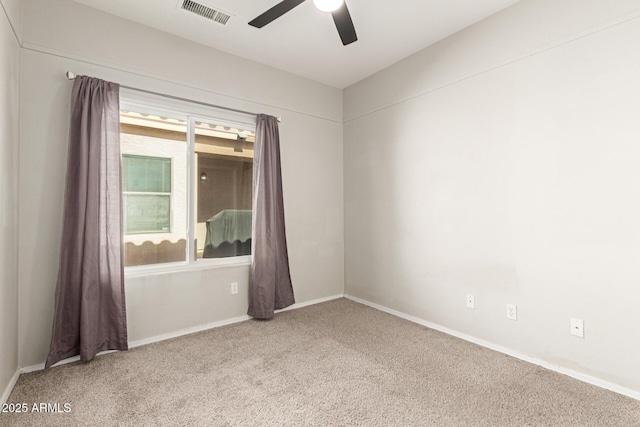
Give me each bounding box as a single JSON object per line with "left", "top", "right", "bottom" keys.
{"left": 344, "top": 294, "right": 640, "bottom": 402}
{"left": 130, "top": 293, "right": 343, "bottom": 348}
{"left": 127, "top": 314, "right": 253, "bottom": 350}
{"left": 276, "top": 293, "right": 344, "bottom": 313}
{"left": 1, "top": 369, "right": 20, "bottom": 404}
{"left": 20, "top": 293, "right": 345, "bottom": 374}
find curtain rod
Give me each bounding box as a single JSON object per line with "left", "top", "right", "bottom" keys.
{"left": 65, "top": 71, "right": 281, "bottom": 122}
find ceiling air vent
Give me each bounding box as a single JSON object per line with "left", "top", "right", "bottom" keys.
{"left": 180, "top": 0, "right": 231, "bottom": 25}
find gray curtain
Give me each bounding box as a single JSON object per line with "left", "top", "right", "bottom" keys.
{"left": 46, "top": 76, "right": 128, "bottom": 368}
{"left": 248, "top": 114, "right": 295, "bottom": 319}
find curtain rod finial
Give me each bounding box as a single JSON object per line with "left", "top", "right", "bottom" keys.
{"left": 66, "top": 71, "right": 76, "bottom": 80}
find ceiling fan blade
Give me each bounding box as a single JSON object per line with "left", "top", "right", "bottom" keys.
{"left": 331, "top": 2, "right": 358, "bottom": 45}
{"left": 248, "top": 0, "right": 307, "bottom": 28}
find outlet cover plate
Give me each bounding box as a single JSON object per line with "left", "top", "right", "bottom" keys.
{"left": 231, "top": 282, "right": 238, "bottom": 295}
{"left": 570, "top": 318, "right": 584, "bottom": 338}
{"left": 466, "top": 294, "right": 475, "bottom": 309}
{"left": 506, "top": 304, "right": 517, "bottom": 320}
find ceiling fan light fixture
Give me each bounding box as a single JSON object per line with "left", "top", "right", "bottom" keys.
{"left": 249, "top": 0, "right": 357, "bottom": 46}
{"left": 313, "top": 0, "right": 344, "bottom": 13}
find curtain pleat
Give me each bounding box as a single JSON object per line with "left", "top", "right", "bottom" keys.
{"left": 46, "top": 76, "right": 128, "bottom": 368}
{"left": 248, "top": 114, "right": 295, "bottom": 319}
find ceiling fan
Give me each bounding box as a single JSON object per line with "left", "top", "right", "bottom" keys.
{"left": 249, "top": 0, "right": 358, "bottom": 46}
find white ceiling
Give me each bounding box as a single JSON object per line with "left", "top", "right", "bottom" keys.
{"left": 71, "top": 0, "right": 520, "bottom": 88}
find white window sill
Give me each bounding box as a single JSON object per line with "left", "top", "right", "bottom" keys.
{"left": 124, "top": 256, "right": 251, "bottom": 278}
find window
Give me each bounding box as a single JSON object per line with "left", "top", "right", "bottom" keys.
{"left": 120, "top": 105, "right": 255, "bottom": 269}
{"left": 122, "top": 155, "right": 172, "bottom": 234}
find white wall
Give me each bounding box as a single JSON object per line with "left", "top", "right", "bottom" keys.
{"left": 0, "top": 0, "right": 21, "bottom": 42}
{"left": 344, "top": 0, "right": 640, "bottom": 394}
{"left": 19, "top": 0, "right": 344, "bottom": 368}
{"left": 0, "top": 0, "right": 20, "bottom": 402}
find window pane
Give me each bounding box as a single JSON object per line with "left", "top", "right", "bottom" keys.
{"left": 124, "top": 194, "right": 170, "bottom": 234}
{"left": 194, "top": 121, "right": 254, "bottom": 259}
{"left": 121, "top": 111, "right": 187, "bottom": 267}
{"left": 122, "top": 155, "right": 171, "bottom": 193}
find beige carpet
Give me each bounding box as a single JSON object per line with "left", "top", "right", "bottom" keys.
{"left": 2, "top": 298, "right": 639, "bottom": 426}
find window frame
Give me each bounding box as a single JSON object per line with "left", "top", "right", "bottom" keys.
{"left": 120, "top": 90, "right": 256, "bottom": 276}
{"left": 122, "top": 154, "right": 173, "bottom": 235}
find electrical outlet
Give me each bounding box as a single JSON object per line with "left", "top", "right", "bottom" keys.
{"left": 570, "top": 318, "right": 584, "bottom": 338}
{"left": 231, "top": 282, "right": 238, "bottom": 295}
{"left": 506, "top": 304, "right": 517, "bottom": 320}
{"left": 466, "top": 294, "right": 475, "bottom": 309}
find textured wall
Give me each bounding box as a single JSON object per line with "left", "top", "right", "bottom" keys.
{"left": 0, "top": 0, "right": 20, "bottom": 402}
{"left": 344, "top": 0, "right": 640, "bottom": 393}
{"left": 19, "top": 0, "right": 344, "bottom": 368}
